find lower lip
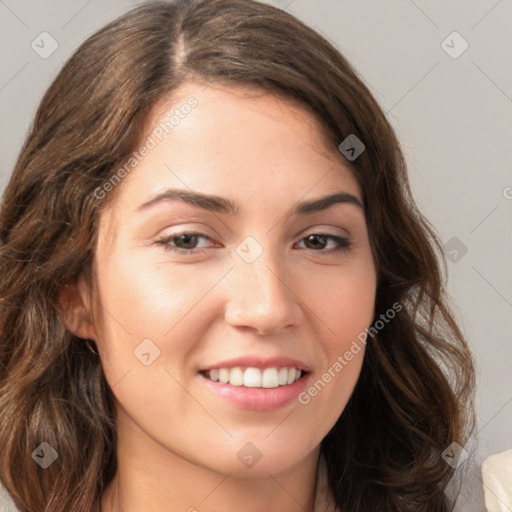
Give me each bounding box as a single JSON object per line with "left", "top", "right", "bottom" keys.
{"left": 199, "top": 372, "right": 310, "bottom": 411}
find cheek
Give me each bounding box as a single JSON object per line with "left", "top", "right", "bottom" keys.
{"left": 95, "top": 249, "right": 206, "bottom": 338}
{"left": 91, "top": 252, "right": 212, "bottom": 428}
{"left": 297, "top": 270, "right": 372, "bottom": 427}
{"left": 306, "top": 257, "right": 377, "bottom": 345}
{"left": 90, "top": 250, "right": 203, "bottom": 386}
{"left": 295, "top": 258, "right": 375, "bottom": 416}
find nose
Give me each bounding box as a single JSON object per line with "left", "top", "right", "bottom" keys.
{"left": 223, "top": 244, "right": 303, "bottom": 336}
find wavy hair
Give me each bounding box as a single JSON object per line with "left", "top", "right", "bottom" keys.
{"left": 0, "top": 1, "right": 475, "bottom": 510}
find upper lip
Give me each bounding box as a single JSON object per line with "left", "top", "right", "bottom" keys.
{"left": 200, "top": 356, "right": 311, "bottom": 372}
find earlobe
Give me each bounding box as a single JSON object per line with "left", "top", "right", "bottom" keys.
{"left": 56, "top": 279, "right": 97, "bottom": 341}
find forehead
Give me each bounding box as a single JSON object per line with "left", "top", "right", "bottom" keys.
{"left": 98, "top": 81, "right": 361, "bottom": 244}
{"left": 147, "top": 81, "right": 339, "bottom": 156}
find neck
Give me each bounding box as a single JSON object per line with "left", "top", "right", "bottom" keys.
{"left": 101, "top": 409, "right": 321, "bottom": 512}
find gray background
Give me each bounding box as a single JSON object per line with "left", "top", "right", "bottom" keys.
{"left": 1, "top": 1, "right": 511, "bottom": 511}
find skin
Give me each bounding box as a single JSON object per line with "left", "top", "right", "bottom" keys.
{"left": 61, "top": 81, "right": 377, "bottom": 511}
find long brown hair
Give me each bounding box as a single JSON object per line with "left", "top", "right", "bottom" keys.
{"left": 0, "top": 1, "right": 475, "bottom": 510}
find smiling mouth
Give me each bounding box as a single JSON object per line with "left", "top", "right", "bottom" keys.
{"left": 200, "top": 367, "right": 307, "bottom": 389}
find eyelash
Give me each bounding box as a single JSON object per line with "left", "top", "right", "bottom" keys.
{"left": 155, "top": 231, "right": 353, "bottom": 256}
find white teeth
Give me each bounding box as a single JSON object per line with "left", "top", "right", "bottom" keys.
{"left": 278, "top": 367, "right": 289, "bottom": 385}
{"left": 262, "top": 368, "right": 278, "bottom": 388}
{"left": 243, "top": 367, "right": 261, "bottom": 387}
{"left": 229, "top": 367, "right": 244, "bottom": 386}
{"left": 205, "top": 366, "right": 303, "bottom": 388}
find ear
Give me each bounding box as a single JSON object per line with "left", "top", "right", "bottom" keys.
{"left": 56, "top": 274, "right": 98, "bottom": 341}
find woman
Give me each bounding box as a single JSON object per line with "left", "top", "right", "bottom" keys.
{"left": 0, "top": 0, "right": 475, "bottom": 510}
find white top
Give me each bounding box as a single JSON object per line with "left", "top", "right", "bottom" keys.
{"left": 482, "top": 449, "right": 512, "bottom": 512}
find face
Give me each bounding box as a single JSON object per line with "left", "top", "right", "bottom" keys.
{"left": 76, "top": 82, "right": 377, "bottom": 477}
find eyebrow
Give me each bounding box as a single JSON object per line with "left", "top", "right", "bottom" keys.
{"left": 136, "top": 188, "right": 365, "bottom": 215}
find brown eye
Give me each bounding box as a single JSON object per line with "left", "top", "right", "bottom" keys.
{"left": 296, "top": 234, "right": 352, "bottom": 253}
{"left": 156, "top": 231, "right": 213, "bottom": 254}
{"left": 173, "top": 233, "right": 201, "bottom": 250}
